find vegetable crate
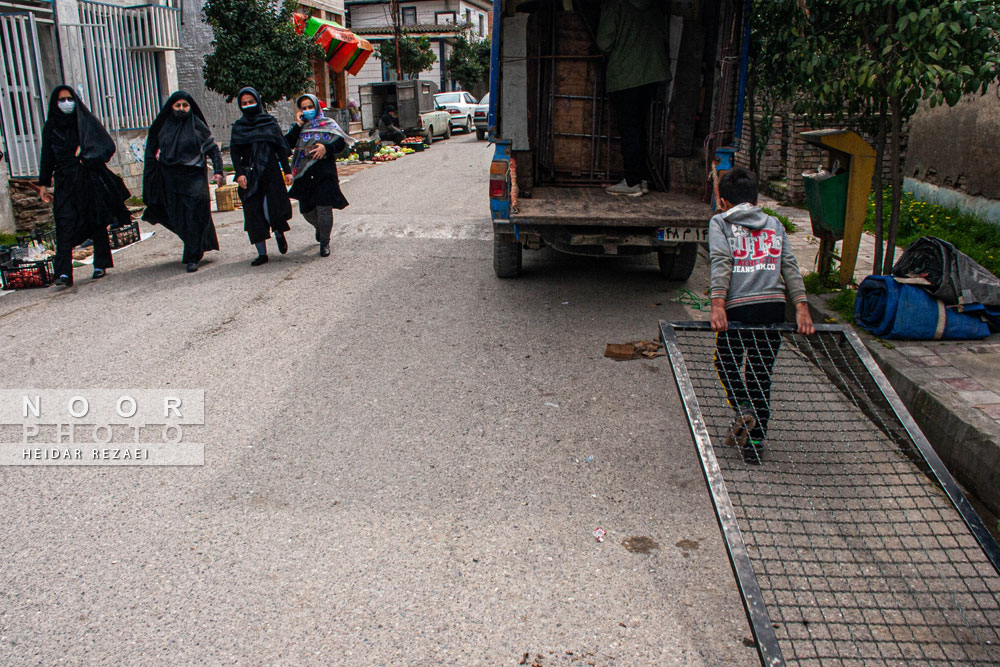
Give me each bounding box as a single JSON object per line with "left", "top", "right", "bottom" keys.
{"left": 1, "top": 258, "right": 55, "bottom": 290}
{"left": 109, "top": 220, "right": 140, "bottom": 249}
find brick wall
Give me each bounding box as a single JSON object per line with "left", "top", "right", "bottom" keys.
{"left": 736, "top": 108, "right": 905, "bottom": 204}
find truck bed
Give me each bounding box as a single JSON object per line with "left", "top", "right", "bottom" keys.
{"left": 512, "top": 187, "right": 712, "bottom": 228}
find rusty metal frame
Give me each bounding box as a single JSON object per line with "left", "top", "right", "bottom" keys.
{"left": 660, "top": 320, "right": 1000, "bottom": 666}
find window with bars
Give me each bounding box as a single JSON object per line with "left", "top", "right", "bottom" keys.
{"left": 72, "top": 0, "right": 181, "bottom": 131}
{"left": 401, "top": 7, "right": 416, "bottom": 26}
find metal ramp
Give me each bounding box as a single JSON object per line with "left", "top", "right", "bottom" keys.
{"left": 661, "top": 322, "right": 1000, "bottom": 666}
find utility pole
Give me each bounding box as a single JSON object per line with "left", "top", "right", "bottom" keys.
{"left": 390, "top": 0, "right": 402, "bottom": 80}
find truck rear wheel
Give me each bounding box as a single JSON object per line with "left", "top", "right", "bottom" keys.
{"left": 493, "top": 235, "right": 522, "bottom": 278}
{"left": 476, "top": 128, "right": 486, "bottom": 141}
{"left": 657, "top": 244, "right": 698, "bottom": 281}
{"left": 425, "top": 128, "right": 433, "bottom": 145}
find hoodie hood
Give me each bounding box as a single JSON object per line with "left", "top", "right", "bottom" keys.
{"left": 720, "top": 202, "right": 770, "bottom": 230}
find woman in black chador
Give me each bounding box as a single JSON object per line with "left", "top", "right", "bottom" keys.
{"left": 37, "top": 85, "right": 130, "bottom": 286}
{"left": 230, "top": 87, "right": 293, "bottom": 266}
{"left": 285, "top": 94, "right": 352, "bottom": 257}
{"left": 142, "top": 91, "right": 224, "bottom": 273}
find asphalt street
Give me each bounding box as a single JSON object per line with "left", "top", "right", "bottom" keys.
{"left": 0, "top": 131, "right": 756, "bottom": 665}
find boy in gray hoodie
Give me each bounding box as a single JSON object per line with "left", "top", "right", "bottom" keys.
{"left": 709, "top": 168, "right": 815, "bottom": 463}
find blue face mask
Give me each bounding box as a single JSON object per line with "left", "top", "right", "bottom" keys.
{"left": 302, "top": 108, "right": 317, "bottom": 121}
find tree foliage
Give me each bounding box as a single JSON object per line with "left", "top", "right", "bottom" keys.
{"left": 375, "top": 32, "right": 437, "bottom": 79}
{"left": 202, "top": 0, "right": 321, "bottom": 106}
{"left": 448, "top": 36, "right": 491, "bottom": 89}
{"left": 752, "top": 0, "right": 1000, "bottom": 275}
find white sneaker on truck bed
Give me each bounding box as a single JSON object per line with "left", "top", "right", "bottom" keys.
{"left": 605, "top": 179, "right": 644, "bottom": 197}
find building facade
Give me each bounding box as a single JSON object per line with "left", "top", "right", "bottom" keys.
{"left": 344, "top": 0, "right": 491, "bottom": 105}
{"left": 176, "top": 0, "right": 349, "bottom": 146}
{"left": 1, "top": 0, "right": 181, "bottom": 232}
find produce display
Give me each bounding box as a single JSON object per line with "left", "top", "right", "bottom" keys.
{"left": 400, "top": 137, "right": 424, "bottom": 145}
{"left": 372, "top": 145, "right": 407, "bottom": 162}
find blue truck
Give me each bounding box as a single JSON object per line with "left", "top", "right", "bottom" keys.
{"left": 487, "top": 0, "right": 750, "bottom": 280}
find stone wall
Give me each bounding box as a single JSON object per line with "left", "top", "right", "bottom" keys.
{"left": 905, "top": 84, "right": 1000, "bottom": 201}
{"left": 9, "top": 180, "right": 53, "bottom": 233}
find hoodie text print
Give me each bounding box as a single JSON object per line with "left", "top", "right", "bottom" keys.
{"left": 709, "top": 203, "right": 807, "bottom": 310}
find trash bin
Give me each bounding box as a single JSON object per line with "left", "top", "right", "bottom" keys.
{"left": 803, "top": 170, "right": 849, "bottom": 240}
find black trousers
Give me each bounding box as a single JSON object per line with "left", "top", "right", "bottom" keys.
{"left": 53, "top": 216, "right": 111, "bottom": 278}
{"left": 714, "top": 303, "right": 785, "bottom": 441}
{"left": 610, "top": 82, "right": 657, "bottom": 187}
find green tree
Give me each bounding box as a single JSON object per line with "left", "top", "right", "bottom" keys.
{"left": 202, "top": 0, "right": 321, "bottom": 106}
{"left": 375, "top": 32, "right": 437, "bottom": 79}
{"left": 447, "top": 36, "right": 491, "bottom": 90}
{"left": 764, "top": 1, "right": 1000, "bottom": 275}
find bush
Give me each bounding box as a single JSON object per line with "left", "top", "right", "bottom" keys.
{"left": 762, "top": 207, "right": 797, "bottom": 233}
{"left": 866, "top": 190, "right": 1000, "bottom": 277}
{"left": 828, "top": 288, "right": 856, "bottom": 324}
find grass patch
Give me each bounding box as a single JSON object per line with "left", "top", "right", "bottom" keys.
{"left": 828, "top": 288, "right": 856, "bottom": 324}
{"left": 126, "top": 196, "right": 144, "bottom": 207}
{"left": 866, "top": 190, "right": 1000, "bottom": 276}
{"left": 0, "top": 233, "right": 18, "bottom": 246}
{"left": 762, "top": 207, "right": 797, "bottom": 233}
{"left": 804, "top": 271, "right": 841, "bottom": 294}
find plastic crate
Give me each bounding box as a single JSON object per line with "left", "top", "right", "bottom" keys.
{"left": 34, "top": 227, "right": 57, "bottom": 249}
{"left": 109, "top": 220, "right": 140, "bottom": 249}
{"left": 1, "top": 258, "right": 55, "bottom": 289}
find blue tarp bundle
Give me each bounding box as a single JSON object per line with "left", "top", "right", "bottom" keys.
{"left": 854, "top": 275, "right": 990, "bottom": 340}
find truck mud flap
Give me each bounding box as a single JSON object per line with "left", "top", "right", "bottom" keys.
{"left": 660, "top": 321, "right": 1000, "bottom": 666}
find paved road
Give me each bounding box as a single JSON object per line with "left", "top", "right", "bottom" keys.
{"left": 0, "top": 132, "right": 755, "bottom": 665}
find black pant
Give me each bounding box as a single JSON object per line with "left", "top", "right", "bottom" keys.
{"left": 610, "top": 83, "right": 657, "bottom": 187}
{"left": 382, "top": 128, "right": 405, "bottom": 145}
{"left": 714, "top": 303, "right": 785, "bottom": 441}
{"left": 54, "top": 219, "right": 111, "bottom": 278}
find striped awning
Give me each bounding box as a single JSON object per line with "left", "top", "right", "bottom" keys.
{"left": 293, "top": 13, "right": 373, "bottom": 76}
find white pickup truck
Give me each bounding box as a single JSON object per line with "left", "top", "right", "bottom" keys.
{"left": 360, "top": 80, "right": 452, "bottom": 145}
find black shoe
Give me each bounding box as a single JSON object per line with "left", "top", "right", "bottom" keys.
{"left": 186, "top": 262, "right": 199, "bottom": 273}
{"left": 276, "top": 234, "right": 288, "bottom": 255}
{"left": 319, "top": 243, "right": 330, "bottom": 257}
{"left": 55, "top": 274, "right": 73, "bottom": 286}
{"left": 251, "top": 254, "right": 269, "bottom": 266}
{"left": 92, "top": 268, "right": 106, "bottom": 280}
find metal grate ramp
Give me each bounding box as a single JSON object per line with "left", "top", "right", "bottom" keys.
{"left": 661, "top": 322, "right": 1000, "bottom": 666}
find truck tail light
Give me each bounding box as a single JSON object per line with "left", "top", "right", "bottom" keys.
{"left": 489, "top": 160, "right": 508, "bottom": 199}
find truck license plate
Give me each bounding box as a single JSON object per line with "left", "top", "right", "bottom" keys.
{"left": 657, "top": 227, "right": 708, "bottom": 242}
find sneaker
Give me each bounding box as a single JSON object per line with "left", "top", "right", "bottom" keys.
{"left": 276, "top": 233, "right": 288, "bottom": 255}
{"left": 725, "top": 414, "right": 757, "bottom": 448}
{"left": 251, "top": 255, "right": 269, "bottom": 267}
{"left": 186, "top": 262, "right": 199, "bottom": 273}
{"left": 605, "top": 179, "right": 644, "bottom": 197}
{"left": 319, "top": 243, "right": 331, "bottom": 257}
{"left": 641, "top": 180, "right": 649, "bottom": 194}
{"left": 54, "top": 274, "right": 73, "bottom": 287}
{"left": 92, "top": 268, "right": 106, "bottom": 280}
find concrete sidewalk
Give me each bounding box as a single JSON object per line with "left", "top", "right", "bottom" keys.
{"left": 761, "top": 196, "right": 1000, "bottom": 524}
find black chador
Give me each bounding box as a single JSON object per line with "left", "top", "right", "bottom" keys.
{"left": 37, "top": 85, "right": 130, "bottom": 286}
{"left": 230, "top": 87, "right": 292, "bottom": 265}
{"left": 142, "top": 91, "right": 224, "bottom": 272}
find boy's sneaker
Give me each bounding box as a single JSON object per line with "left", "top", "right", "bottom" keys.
{"left": 605, "top": 179, "right": 644, "bottom": 197}
{"left": 742, "top": 439, "right": 764, "bottom": 465}
{"left": 725, "top": 414, "right": 756, "bottom": 448}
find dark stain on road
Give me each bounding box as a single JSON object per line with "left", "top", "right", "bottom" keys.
{"left": 622, "top": 536, "right": 660, "bottom": 554}
{"left": 675, "top": 538, "right": 700, "bottom": 556}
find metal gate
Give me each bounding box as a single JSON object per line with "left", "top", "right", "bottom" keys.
{"left": 0, "top": 12, "right": 46, "bottom": 178}
{"left": 662, "top": 321, "right": 1000, "bottom": 666}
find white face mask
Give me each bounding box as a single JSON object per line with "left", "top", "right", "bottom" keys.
{"left": 57, "top": 99, "right": 76, "bottom": 114}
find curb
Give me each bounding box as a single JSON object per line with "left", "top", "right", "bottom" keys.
{"left": 806, "top": 294, "right": 1000, "bottom": 521}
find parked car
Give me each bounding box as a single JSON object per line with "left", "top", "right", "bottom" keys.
{"left": 361, "top": 80, "right": 449, "bottom": 144}
{"left": 433, "top": 91, "right": 478, "bottom": 133}
{"left": 473, "top": 93, "right": 489, "bottom": 141}
{"left": 418, "top": 102, "right": 452, "bottom": 144}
